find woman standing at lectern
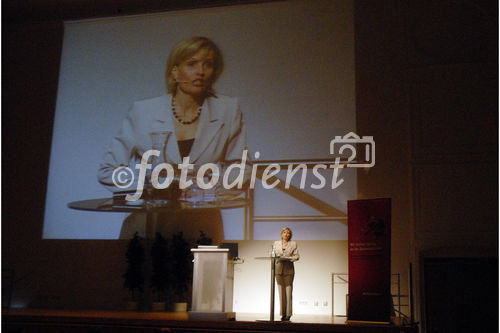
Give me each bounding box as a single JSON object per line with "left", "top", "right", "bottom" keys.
{"left": 273, "top": 227, "right": 300, "bottom": 321}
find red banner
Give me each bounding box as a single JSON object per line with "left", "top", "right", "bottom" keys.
{"left": 347, "top": 198, "right": 391, "bottom": 323}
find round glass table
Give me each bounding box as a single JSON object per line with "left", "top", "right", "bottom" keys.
{"left": 68, "top": 197, "right": 248, "bottom": 213}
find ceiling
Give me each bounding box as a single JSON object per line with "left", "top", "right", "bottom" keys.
{"left": 3, "top": 0, "right": 271, "bottom": 23}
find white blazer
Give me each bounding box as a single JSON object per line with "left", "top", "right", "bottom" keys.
{"left": 98, "top": 93, "right": 249, "bottom": 190}
{"left": 273, "top": 240, "right": 300, "bottom": 275}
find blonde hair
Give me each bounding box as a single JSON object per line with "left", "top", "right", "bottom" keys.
{"left": 281, "top": 227, "right": 292, "bottom": 240}
{"left": 165, "top": 36, "right": 224, "bottom": 95}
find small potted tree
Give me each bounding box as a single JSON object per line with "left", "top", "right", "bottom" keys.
{"left": 150, "top": 232, "right": 171, "bottom": 311}
{"left": 123, "top": 232, "right": 145, "bottom": 310}
{"left": 170, "top": 231, "right": 192, "bottom": 312}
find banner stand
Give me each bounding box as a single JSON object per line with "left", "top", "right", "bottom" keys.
{"left": 347, "top": 198, "right": 392, "bottom": 324}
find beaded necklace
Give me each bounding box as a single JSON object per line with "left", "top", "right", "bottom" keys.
{"left": 172, "top": 96, "right": 202, "bottom": 125}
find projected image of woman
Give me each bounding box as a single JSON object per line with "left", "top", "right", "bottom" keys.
{"left": 97, "top": 37, "right": 250, "bottom": 242}
{"left": 273, "top": 227, "right": 299, "bottom": 321}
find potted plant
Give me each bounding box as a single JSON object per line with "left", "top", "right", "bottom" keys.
{"left": 123, "top": 232, "right": 145, "bottom": 310}
{"left": 170, "top": 231, "right": 192, "bottom": 312}
{"left": 150, "top": 232, "right": 171, "bottom": 311}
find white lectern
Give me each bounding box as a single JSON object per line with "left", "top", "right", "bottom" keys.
{"left": 188, "top": 246, "right": 235, "bottom": 320}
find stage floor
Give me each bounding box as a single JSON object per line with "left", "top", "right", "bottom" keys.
{"left": 3, "top": 309, "right": 347, "bottom": 323}
{"left": 237, "top": 312, "right": 348, "bottom": 324}
{"left": 3, "top": 309, "right": 418, "bottom": 332}
{"left": 3, "top": 309, "right": 351, "bottom": 324}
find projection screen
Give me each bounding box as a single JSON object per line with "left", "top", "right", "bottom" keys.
{"left": 43, "top": 0, "right": 356, "bottom": 240}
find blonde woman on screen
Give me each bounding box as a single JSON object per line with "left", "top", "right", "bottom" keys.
{"left": 98, "top": 36, "right": 250, "bottom": 242}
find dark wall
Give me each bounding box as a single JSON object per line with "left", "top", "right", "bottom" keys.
{"left": 355, "top": 0, "right": 498, "bottom": 329}
{"left": 2, "top": 22, "right": 131, "bottom": 310}
{"left": 3, "top": 21, "right": 61, "bottom": 265}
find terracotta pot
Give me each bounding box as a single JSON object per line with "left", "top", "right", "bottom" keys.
{"left": 174, "top": 302, "right": 187, "bottom": 312}
{"left": 152, "top": 302, "right": 166, "bottom": 312}
{"left": 126, "top": 301, "right": 138, "bottom": 311}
